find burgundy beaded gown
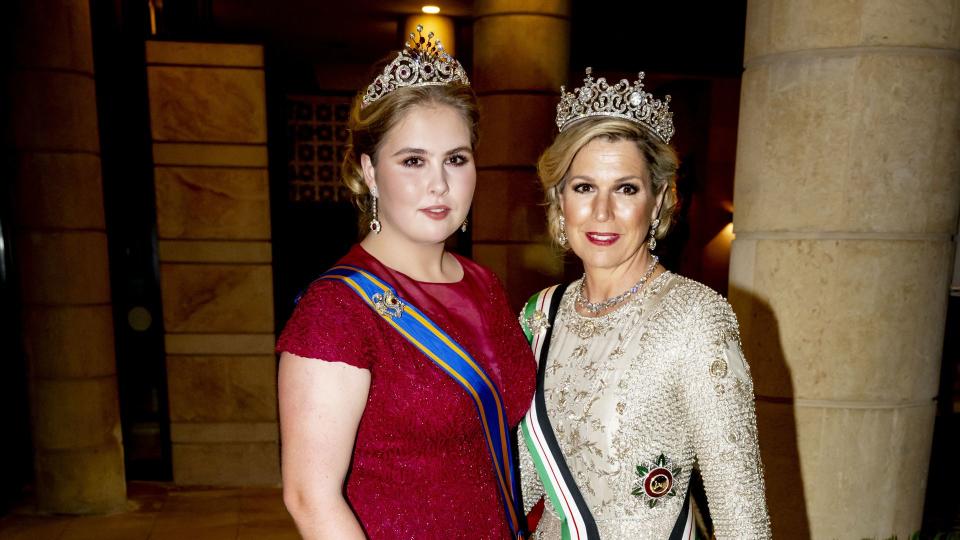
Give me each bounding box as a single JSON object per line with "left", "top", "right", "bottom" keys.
{"left": 277, "top": 245, "right": 537, "bottom": 539}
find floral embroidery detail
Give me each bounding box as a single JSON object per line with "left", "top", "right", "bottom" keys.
{"left": 565, "top": 316, "right": 612, "bottom": 340}
{"left": 632, "top": 453, "right": 681, "bottom": 508}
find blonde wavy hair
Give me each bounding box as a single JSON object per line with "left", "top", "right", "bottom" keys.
{"left": 341, "top": 69, "right": 479, "bottom": 227}
{"left": 537, "top": 117, "right": 679, "bottom": 250}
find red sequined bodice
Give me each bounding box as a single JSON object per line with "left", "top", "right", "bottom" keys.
{"left": 277, "top": 245, "right": 536, "bottom": 539}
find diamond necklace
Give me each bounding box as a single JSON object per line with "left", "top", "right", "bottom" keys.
{"left": 576, "top": 256, "right": 659, "bottom": 315}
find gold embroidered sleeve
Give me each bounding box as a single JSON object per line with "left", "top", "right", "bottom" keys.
{"left": 679, "top": 296, "right": 772, "bottom": 539}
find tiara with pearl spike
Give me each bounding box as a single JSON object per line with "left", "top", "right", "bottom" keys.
{"left": 361, "top": 25, "right": 470, "bottom": 109}
{"left": 556, "top": 67, "right": 675, "bottom": 143}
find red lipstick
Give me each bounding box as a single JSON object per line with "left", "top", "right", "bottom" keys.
{"left": 585, "top": 232, "right": 620, "bottom": 246}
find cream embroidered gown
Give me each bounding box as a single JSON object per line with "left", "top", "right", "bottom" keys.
{"left": 520, "top": 272, "right": 772, "bottom": 539}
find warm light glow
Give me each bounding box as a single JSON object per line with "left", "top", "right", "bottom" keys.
{"left": 404, "top": 15, "right": 455, "bottom": 55}
{"left": 422, "top": 5, "right": 440, "bottom": 14}
{"left": 703, "top": 222, "right": 735, "bottom": 272}
{"left": 719, "top": 221, "right": 735, "bottom": 241}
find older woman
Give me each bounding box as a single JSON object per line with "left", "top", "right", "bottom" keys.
{"left": 277, "top": 27, "right": 534, "bottom": 539}
{"left": 518, "top": 68, "right": 771, "bottom": 539}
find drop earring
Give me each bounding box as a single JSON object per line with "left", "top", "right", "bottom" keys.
{"left": 557, "top": 215, "right": 568, "bottom": 247}
{"left": 369, "top": 192, "right": 381, "bottom": 234}
{"left": 460, "top": 218, "right": 468, "bottom": 233}
{"left": 648, "top": 218, "right": 660, "bottom": 251}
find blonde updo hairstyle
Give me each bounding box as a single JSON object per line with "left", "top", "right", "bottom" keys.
{"left": 341, "top": 62, "right": 479, "bottom": 228}
{"left": 537, "top": 117, "right": 679, "bottom": 250}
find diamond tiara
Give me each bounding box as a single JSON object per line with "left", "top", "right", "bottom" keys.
{"left": 556, "top": 67, "right": 675, "bottom": 143}
{"left": 361, "top": 25, "right": 470, "bottom": 109}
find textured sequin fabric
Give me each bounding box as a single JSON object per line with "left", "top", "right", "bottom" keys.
{"left": 277, "top": 245, "right": 537, "bottom": 539}
{"left": 520, "top": 272, "right": 771, "bottom": 539}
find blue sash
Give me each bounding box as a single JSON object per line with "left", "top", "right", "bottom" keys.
{"left": 318, "top": 265, "right": 527, "bottom": 539}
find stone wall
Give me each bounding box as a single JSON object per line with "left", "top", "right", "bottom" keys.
{"left": 146, "top": 41, "right": 279, "bottom": 486}
{"left": 731, "top": 0, "right": 960, "bottom": 536}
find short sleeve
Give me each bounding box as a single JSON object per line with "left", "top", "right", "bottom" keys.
{"left": 275, "top": 279, "right": 377, "bottom": 370}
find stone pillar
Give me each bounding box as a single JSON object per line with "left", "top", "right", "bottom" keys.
{"left": 145, "top": 41, "right": 279, "bottom": 486}
{"left": 10, "top": 0, "right": 126, "bottom": 513}
{"left": 472, "top": 0, "right": 571, "bottom": 308}
{"left": 730, "top": 1, "right": 960, "bottom": 537}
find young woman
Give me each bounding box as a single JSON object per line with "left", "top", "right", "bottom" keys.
{"left": 277, "top": 28, "right": 535, "bottom": 540}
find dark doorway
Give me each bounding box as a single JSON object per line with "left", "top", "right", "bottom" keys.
{"left": 1, "top": 3, "right": 34, "bottom": 511}
{"left": 91, "top": 0, "right": 172, "bottom": 481}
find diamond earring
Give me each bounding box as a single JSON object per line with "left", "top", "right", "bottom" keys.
{"left": 557, "top": 215, "right": 568, "bottom": 248}
{"left": 370, "top": 194, "right": 381, "bottom": 234}
{"left": 648, "top": 218, "right": 660, "bottom": 251}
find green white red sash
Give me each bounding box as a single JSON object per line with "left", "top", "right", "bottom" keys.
{"left": 519, "top": 284, "right": 600, "bottom": 540}
{"left": 519, "top": 284, "right": 694, "bottom": 539}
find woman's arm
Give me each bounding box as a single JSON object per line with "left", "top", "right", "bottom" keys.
{"left": 279, "top": 352, "right": 371, "bottom": 540}
{"left": 680, "top": 295, "right": 772, "bottom": 539}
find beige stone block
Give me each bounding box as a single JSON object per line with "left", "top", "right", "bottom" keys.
{"left": 159, "top": 240, "right": 272, "bottom": 263}
{"left": 10, "top": 71, "right": 100, "bottom": 153}
{"left": 476, "top": 95, "right": 558, "bottom": 167}
{"left": 165, "top": 333, "right": 276, "bottom": 355}
{"left": 758, "top": 401, "right": 934, "bottom": 538}
{"left": 473, "top": 16, "right": 570, "bottom": 93}
{"left": 860, "top": 0, "right": 960, "bottom": 49}
{"left": 729, "top": 238, "right": 950, "bottom": 402}
{"left": 14, "top": 0, "right": 94, "bottom": 71}
{"left": 34, "top": 444, "right": 127, "bottom": 514}
{"left": 18, "top": 231, "right": 112, "bottom": 305}
{"left": 744, "top": 0, "right": 960, "bottom": 61}
{"left": 153, "top": 142, "right": 268, "bottom": 167}
{"left": 474, "top": 242, "right": 563, "bottom": 309}
{"left": 474, "top": 0, "right": 571, "bottom": 17}
{"left": 32, "top": 378, "right": 123, "bottom": 451}
{"left": 160, "top": 264, "right": 273, "bottom": 333}
{"left": 155, "top": 167, "right": 271, "bottom": 240}
{"left": 24, "top": 305, "right": 116, "bottom": 379}
{"left": 16, "top": 152, "right": 105, "bottom": 230}
{"left": 171, "top": 422, "right": 279, "bottom": 443}
{"left": 166, "top": 355, "right": 277, "bottom": 422}
{"left": 734, "top": 54, "right": 960, "bottom": 234}
{"left": 474, "top": 169, "right": 548, "bottom": 242}
{"left": 146, "top": 41, "right": 264, "bottom": 67}
{"left": 148, "top": 66, "right": 266, "bottom": 143}
{"left": 172, "top": 442, "right": 280, "bottom": 486}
